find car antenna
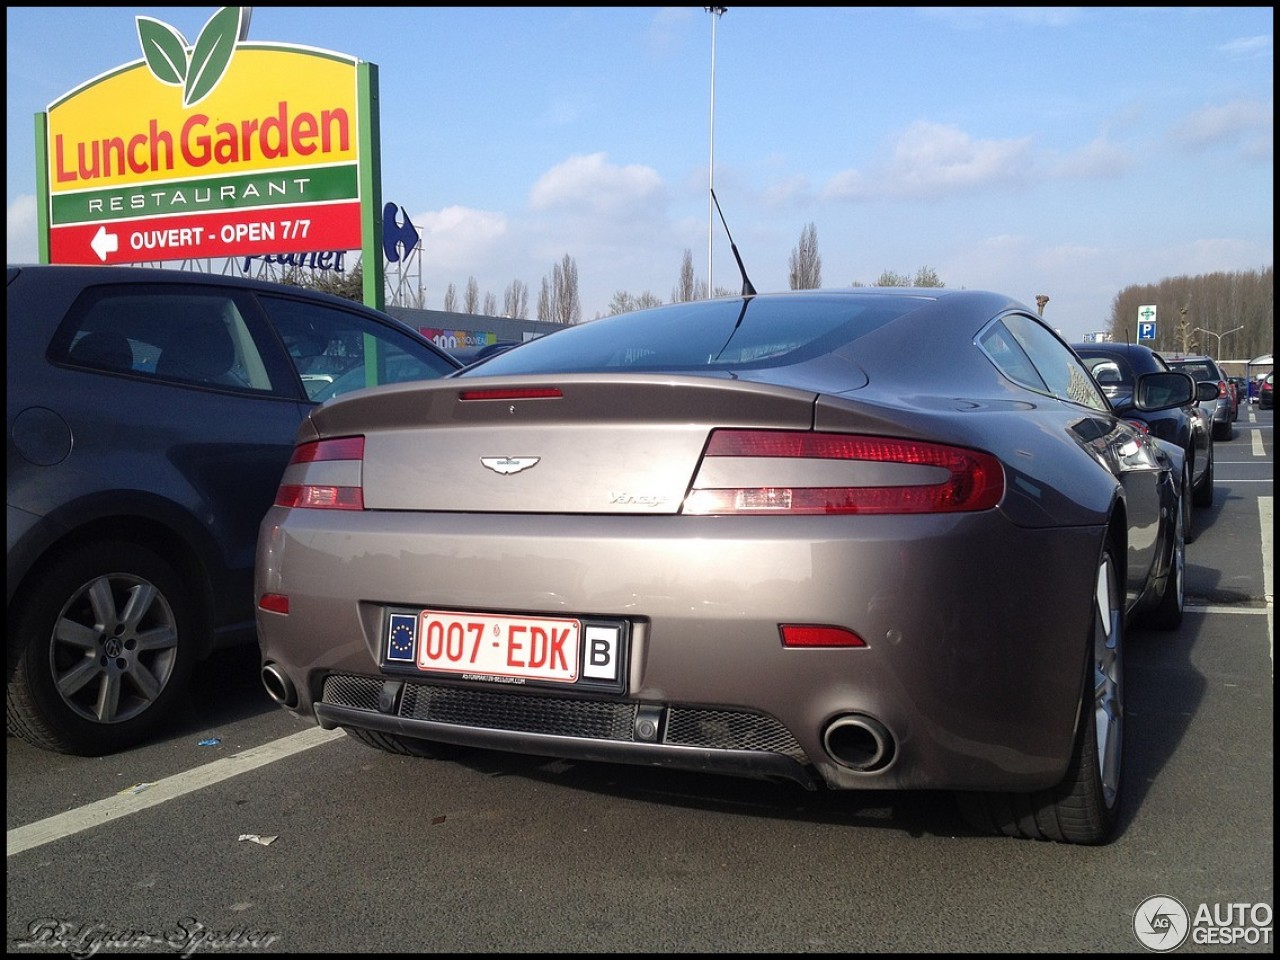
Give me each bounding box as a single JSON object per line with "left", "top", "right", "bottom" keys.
{"left": 710, "top": 187, "right": 756, "bottom": 296}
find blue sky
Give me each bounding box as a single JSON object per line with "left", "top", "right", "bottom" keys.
{"left": 6, "top": 6, "right": 1273, "bottom": 340}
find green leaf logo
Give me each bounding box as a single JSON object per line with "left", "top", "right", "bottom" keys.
{"left": 136, "top": 6, "right": 252, "bottom": 108}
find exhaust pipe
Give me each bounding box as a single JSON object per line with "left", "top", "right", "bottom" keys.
{"left": 823, "top": 714, "right": 895, "bottom": 772}
{"left": 261, "top": 662, "right": 298, "bottom": 709}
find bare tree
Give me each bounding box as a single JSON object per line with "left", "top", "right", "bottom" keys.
{"left": 503, "top": 279, "right": 529, "bottom": 319}
{"left": 1107, "top": 267, "right": 1272, "bottom": 362}
{"left": 672, "top": 248, "right": 707, "bottom": 303}
{"left": 443, "top": 282, "right": 458, "bottom": 312}
{"left": 536, "top": 277, "right": 551, "bottom": 322}
{"left": 463, "top": 276, "right": 480, "bottom": 314}
{"left": 854, "top": 267, "right": 945, "bottom": 288}
{"left": 788, "top": 222, "right": 822, "bottom": 290}
{"left": 547, "top": 254, "right": 581, "bottom": 325}
{"left": 608, "top": 290, "right": 664, "bottom": 316}
{"left": 483, "top": 291, "right": 497, "bottom": 316}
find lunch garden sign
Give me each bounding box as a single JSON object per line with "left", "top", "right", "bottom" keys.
{"left": 34, "top": 6, "right": 389, "bottom": 308}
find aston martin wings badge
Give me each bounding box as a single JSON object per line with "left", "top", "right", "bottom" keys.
{"left": 480, "top": 457, "right": 540, "bottom": 475}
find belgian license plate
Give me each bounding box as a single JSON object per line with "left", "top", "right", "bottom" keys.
{"left": 416, "top": 609, "right": 581, "bottom": 683}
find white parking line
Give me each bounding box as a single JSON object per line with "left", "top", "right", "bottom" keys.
{"left": 1185, "top": 606, "right": 1270, "bottom": 615}
{"left": 1261, "top": 496, "right": 1274, "bottom": 671}
{"left": 6, "top": 725, "right": 344, "bottom": 858}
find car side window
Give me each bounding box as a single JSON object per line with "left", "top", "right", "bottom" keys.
{"left": 52, "top": 285, "right": 283, "bottom": 393}
{"left": 978, "top": 318, "right": 1047, "bottom": 392}
{"left": 983, "top": 313, "right": 1109, "bottom": 411}
{"left": 259, "top": 295, "right": 459, "bottom": 402}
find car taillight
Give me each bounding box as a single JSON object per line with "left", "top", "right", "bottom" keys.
{"left": 682, "top": 429, "right": 1004, "bottom": 515}
{"left": 274, "top": 436, "right": 365, "bottom": 510}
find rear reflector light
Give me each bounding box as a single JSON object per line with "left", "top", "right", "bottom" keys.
{"left": 458, "top": 387, "right": 563, "bottom": 401}
{"left": 274, "top": 436, "right": 365, "bottom": 510}
{"left": 684, "top": 429, "right": 1004, "bottom": 515}
{"left": 780, "top": 624, "right": 867, "bottom": 648}
{"left": 258, "top": 593, "right": 290, "bottom": 614}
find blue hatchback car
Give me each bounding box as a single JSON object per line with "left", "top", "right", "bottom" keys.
{"left": 7, "top": 264, "right": 462, "bottom": 755}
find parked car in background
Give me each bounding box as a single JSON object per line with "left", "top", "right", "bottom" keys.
{"left": 6, "top": 264, "right": 462, "bottom": 755}
{"left": 1074, "top": 341, "right": 1216, "bottom": 519}
{"left": 1261, "top": 372, "right": 1274, "bottom": 410}
{"left": 257, "top": 287, "right": 1195, "bottom": 845}
{"left": 1228, "top": 376, "right": 1249, "bottom": 411}
{"left": 1162, "top": 354, "right": 1235, "bottom": 441}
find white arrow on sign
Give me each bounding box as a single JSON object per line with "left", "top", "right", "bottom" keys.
{"left": 90, "top": 225, "right": 119, "bottom": 262}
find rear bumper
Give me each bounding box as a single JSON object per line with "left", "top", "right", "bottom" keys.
{"left": 257, "top": 508, "right": 1104, "bottom": 793}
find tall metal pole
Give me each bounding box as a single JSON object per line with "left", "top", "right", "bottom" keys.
{"left": 706, "top": 7, "right": 726, "bottom": 299}
{"left": 1194, "top": 325, "right": 1244, "bottom": 356}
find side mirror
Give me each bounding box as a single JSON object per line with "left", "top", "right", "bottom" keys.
{"left": 1196, "top": 381, "right": 1221, "bottom": 402}
{"left": 1135, "top": 371, "right": 1195, "bottom": 412}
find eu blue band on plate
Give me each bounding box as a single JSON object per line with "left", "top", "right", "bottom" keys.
{"left": 387, "top": 613, "right": 417, "bottom": 662}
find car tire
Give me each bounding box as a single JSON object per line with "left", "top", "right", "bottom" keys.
{"left": 956, "top": 540, "right": 1123, "bottom": 844}
{"left": 1191, "top": 446, "right": 1214, "bottom": 509}
{"left": 1213, "top": 418, "right": 1233, "bottom": 442}
{"left": 342, "top": 726, "right": 469, "bottom": 760}
{"left": 1146, "top": 469, "right": 1187, "bottom": 631}
{"left": 6, "top": 541, "right": 199, "bottom": 756}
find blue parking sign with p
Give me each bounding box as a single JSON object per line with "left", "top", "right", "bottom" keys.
{"left": 1138, "top": 321, "right": 1156, "bottom": 340}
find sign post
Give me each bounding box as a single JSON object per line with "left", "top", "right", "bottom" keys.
{"left": 1137, "top": 304, "right": 1157, "bottom": 341}
{"left": 35, "top": 7, "right": 384, "bottom": 308}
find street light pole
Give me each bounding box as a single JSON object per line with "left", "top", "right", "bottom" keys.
{"left": 706, "top": 6, "right": 726, "bottom": 299}
{"left": 1194, "top": 325, "right": 1244, "bottom": 356}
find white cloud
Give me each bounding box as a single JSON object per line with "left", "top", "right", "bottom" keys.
{"left": 823, "top": 122, "right": 1034, "bottom": 201}
{"left": 1047, "top": 136, "right": 1137, "bottom": 179}
{"left": 411, "top": 205, "right": 509, "bottom": 275}
{"left": 918, "top": 7, "right": 1085, "bottom": 30}
{"left": 1169, "top": 98, "right": 1273, "bottom": 151}
{"left": 528, "top": 152, "right": 666, "bottom": 218}
{"left": 646, "top": 6, "right": 694, "bottom": 55}
{"left": 1218, "top": 34, "right": 1272, "bottom": 61}
{"left": 7, "top": 194, "right": 39, "bottom": 262}
{"left": 758, "top": 175, "right": 812, "bottom": 210}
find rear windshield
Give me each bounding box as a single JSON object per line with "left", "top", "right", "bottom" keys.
{"left": 1166, "top": 359, "right": 1220, "bottom": 381}
{"left": 460, "top": 295, "right": 925, "bottom": 375}
{"left": 1077, "top": 353, "right": 1135, "bottom": 386}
